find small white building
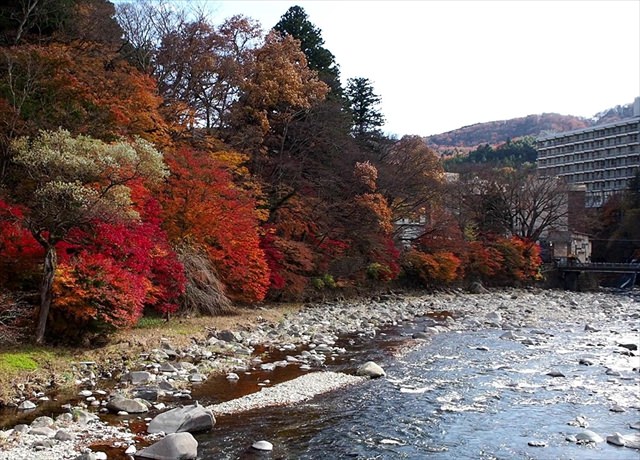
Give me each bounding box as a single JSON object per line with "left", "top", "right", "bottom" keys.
{"left": 547, "top": 230, "right": 592, "bottom": 263}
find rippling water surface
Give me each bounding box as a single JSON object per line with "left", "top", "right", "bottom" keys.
{"left": 196, "top": 313, "right": 640, "bottom": 459}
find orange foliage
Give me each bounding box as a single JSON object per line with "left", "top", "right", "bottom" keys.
{"left": 162, "top": 147, "right": 270, "bottom": 302}
{"left": 353, "top": 193, "right": 394, "bottom": 234}
{"left": 403, "top": 250, "right": 461, "bottom": 287}
{"left": 486, "top": 237, "right": 542, "bottom": 284}
{"left": 0, "top": 43, "right": 169, "bottom": 144}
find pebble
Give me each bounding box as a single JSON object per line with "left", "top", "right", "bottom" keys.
{"left": 527, "top": 440, "right": 547, "bottom": 447}
{"left": 17, "top": 401, "right": 36, "bottom": 410}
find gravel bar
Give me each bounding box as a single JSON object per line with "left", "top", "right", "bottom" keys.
{"left": 210, "top": 371, "right": 365, "bottom": 415}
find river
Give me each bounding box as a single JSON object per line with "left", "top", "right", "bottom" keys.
{"left": 193, "top": 293, "right": 640, "bottom": 459}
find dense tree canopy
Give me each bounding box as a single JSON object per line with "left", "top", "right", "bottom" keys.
{"left": 0, "top": 1, "right": 576, "bottom": 345}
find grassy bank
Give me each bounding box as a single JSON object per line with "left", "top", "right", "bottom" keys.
{"left": 0, "top": 303, "right": 303, "bottom": 407}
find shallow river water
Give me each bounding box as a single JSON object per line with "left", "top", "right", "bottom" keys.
{"left": 195, "top": 304, "right": 640, "bottom": 459}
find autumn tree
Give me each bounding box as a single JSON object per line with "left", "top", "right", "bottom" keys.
{"left": 228, "top": 30, "right": 328, "bottom": 155}
{"left": 161, "top": 146, "right": 270, "bottom": 303}
{"left": 273, "top": 5, "right": 342, "bottom": 95}
{"left": 6, "top": 129, "right": 168, "bottom": 343}
{"left": 375, "top": 135, "right": 444, "bottom": 224}
{"left": 154, "top": 15, "right": 262, "bottom": 132}
{"left": 1, "top": 0, "right": 123, "bottom": 45}
{"left": 0, "top": 40, "right": 170, "bottom": 185}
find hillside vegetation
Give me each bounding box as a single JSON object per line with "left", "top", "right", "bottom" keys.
{"left": 426, "top": 100, "right": 638, "bottom": 153}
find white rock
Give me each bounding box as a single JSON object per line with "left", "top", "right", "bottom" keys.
{"left": 18, "top": 400, "right": 36, "bottom": 410}
{"left": 252, "top": 440, "right": 273, "bottom": 451}
{"left": 606, "top": 432, "right": 627, "bottom": 446}
{"left": 356, "top": 361, "right": 386, "bottom": 378}
{"left": 575, "top": 430, "right": 604, "bottom": 443}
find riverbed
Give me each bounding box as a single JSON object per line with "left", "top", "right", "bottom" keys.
{"left": 1, "top": 288, "right": 639, "bottom": 459}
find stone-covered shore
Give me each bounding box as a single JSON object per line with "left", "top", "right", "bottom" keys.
{"left": 1, "top": 288, "right": 639, "bottom": 459}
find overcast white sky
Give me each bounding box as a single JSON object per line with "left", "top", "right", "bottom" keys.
{"left": 201, "top": 1, "right": 640, "bottom": 137}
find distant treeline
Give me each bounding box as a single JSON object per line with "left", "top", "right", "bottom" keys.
{"left": 444, "top": 137, "right": 538, "bottom": 171}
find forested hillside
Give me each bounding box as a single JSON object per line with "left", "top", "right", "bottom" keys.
{"left": 426, "top": 99, "right": 638, "bottom": 154}
{"left": 426, "top": 113, "right": 590, "bottom": 151}
{"left": 0, "top": 1, "right": 546, "bottom": 345}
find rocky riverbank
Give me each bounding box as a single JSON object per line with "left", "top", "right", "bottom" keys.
{"left": 1, "top": 287, "right": 639, "bottom": 459}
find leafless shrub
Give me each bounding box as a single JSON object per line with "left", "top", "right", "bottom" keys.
{"left": 0, "top": 291, "right": 33, "bottom": 345}
{"left": 176, "top": 244, "right": 235, "bottom": 316}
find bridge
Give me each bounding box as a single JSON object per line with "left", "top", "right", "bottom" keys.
{"left": 556, "top": 261, "right": 640, "bottom": 274}
{"left": 554, "top": 260, "right": 639, "bottom": 290}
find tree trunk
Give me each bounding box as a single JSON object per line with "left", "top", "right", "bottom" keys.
{"left": 35, "top": 245, "right": 57, "bottom": 344}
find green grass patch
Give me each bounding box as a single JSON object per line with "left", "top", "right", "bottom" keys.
{"left": 135, "top": 316, "right": 166, "bottom": 329}
{"left": 0, "top": 347, "right": 63, "bottom": 373}
{"left": 0, "top": 352, "right": 39, "bottom": 371}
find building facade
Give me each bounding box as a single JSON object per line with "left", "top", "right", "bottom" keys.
{"left": 536, "top": 99, "right": 640, "bottom": 207}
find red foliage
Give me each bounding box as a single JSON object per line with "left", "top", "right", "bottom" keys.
{"left": 368, "top": 237, "right": 401, "bottom": 281}
{"left": 260, "top": 229, "right": 286, "bottom": 291}
{"left": 487, "top": 237, "right": 541, "bottom": 284}
{"left": 463, "top": 241, "right": 504, "bottom": 280}
{"left": 52, "top": 190, "right": 186, "bottom": 329}
{"left": 0, "top": 201, "right": 43, "bottom": 286}
{"left": 54, "top": 252, "right": 149, "bottom": 328}
{"left": 161, "top": 147, "right": 270, "bottom": 302}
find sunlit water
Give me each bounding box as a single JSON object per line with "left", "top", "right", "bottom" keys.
{"left": 195, "top": 314, "right": 640, "bottom": 459}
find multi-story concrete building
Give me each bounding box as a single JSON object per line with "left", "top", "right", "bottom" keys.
{"left": 536, "top": 97, "right": 640, "bottom": 207}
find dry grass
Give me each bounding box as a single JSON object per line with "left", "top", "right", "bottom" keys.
{"left": 176, "top": 244, "right": 234, "bottom": 316}
{"left": 0, "top": 303, "right": 304, "bottom": 407}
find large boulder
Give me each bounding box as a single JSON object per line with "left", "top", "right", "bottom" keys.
{"left": 356, "top": 361, "right": 386, "bottom": 378}
{"left": 135, "top": 432, "right": 198, "bottom": 460}
{"left": 106, "top": 396, "right": 149, "bottom": 414}
{"left": 147, "top": 403, "right": 215, "bottom": 434}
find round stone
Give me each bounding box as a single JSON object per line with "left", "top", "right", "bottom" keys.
{"left": 252, "top": 440, "right": 273, "bottom": 451}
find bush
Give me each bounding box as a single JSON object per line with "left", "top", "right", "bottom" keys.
{"left": 402, "top": 250, "right": 461, "bottom": 287}
{"left": 366, "top": 262, "right": 394, "bottom": 281}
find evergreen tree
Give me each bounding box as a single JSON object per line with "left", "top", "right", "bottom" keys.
{"left": 273, "top": 5, "right": 342, "bottom": 96}
{"left": 345, "top": 77, "right": 385, "bottom": 137}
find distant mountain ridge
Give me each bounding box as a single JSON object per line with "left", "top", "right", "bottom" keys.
{"left": 425, "top": 100, "right": 638, "bottom": 152}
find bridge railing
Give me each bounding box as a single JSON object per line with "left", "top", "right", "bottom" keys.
{"left": 554, "top": 258, "right": 640, "bottom": 271}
